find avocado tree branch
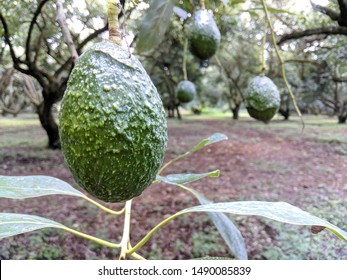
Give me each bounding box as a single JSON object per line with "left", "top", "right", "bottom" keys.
{"left": 333, "top": 76, "right": 347, "bottom": 82}
{"left": 310, "top": 0, "right": 340, "bottom": 21}
{"left": 284, "top": 58, "right": 322, "bottom": 65}
{"left": 56, "top": 0, "right": 78, "bottom": 63}
{"left": 25, "top": 0, "right": 50, "bottom": 66}
{"left": 76, "top": 24, "right": 108, "bottom": 54}
{"left": 278, "top": 0, "right": 347, "bottom": 45}
{"left": 0, "top": 12, "right": 24, "bottom": 68}
{"left": 277, "top": 26, "right": 347, "bottom": 45}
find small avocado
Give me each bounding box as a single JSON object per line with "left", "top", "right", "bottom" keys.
{"left": 176, "top": 80, "right": 196, "bottom": 103}
{"left": 186, "top": 9, "right": 221, "bottom": 60}
{"left": 245, "top": 76, "right": 280, "bottom": 123}
{"left": 59, "top": 40, "right": 168, "bottom": 202}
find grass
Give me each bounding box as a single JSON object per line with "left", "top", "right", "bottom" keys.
{"left": 0, "top": 114, "right": 46, "bottom": 148}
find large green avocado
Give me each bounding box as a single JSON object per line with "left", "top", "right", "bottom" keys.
{"left": 176, "top": 80, "right": 196, "bottom": 103}
{"left": 186, "top": 9, "right": 221, "bottom": 60}
{"left": 59, "top": 40, "right": 168, "bottom": 202}
{"left": 244, "top": 76, "right": 280, "bottom": 123}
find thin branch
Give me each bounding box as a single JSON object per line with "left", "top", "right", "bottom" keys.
{"left": 76, "top": 24, "right": 108, "bottom": 54}
{"left": 25, "top": 0, "right": 50, "bottom": 66}
{"left": 310, "top": 0, "right": 339, "bottom": 21}
{"left": 0, "top": 99, "right": 21, "bottom": 115}
{"left": 0, "top": 12, "right": 23, "bottom": 67}
{"left": 278, "top": 26, "right": 347, "bottom": 45}
{"left": 333, "top": 76, "right": 347, "bottom": 82}
{"left": 284, "top": 58, "right": 321, "bottom": 65}
{"left": 22, "top": 74, "right": 42, "bottom": 106}
{"left": 56, "top": 0, "right": 78, "bottom": 63}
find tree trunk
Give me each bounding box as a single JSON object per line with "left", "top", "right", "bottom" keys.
{"left": 338, "top": 101, "right": 347, "bottom": 124}
{"left": 37, "top": 96, "right": 60, "bottom": 149}
{"left": 338, "top": 115, "right": 347, "bottom": 123}
{"left": 176, "top": 104, "right": 181, "bottom": 120}
{"left": 231, "top": 103, "right": 240, "bottom": 120}
{"left": 278, "top": 108, "right": 290, "bottom": 120}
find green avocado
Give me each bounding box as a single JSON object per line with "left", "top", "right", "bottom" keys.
{"left": 244, "top": 76, "right": 280, "bottom": 123}
{"left": 176, "top": 80, "right": 196, "bottom": 103}
{"left": 59, "top": 40, "right": 168, "bottom": 202}
{"left": 186, "top": 9, "right": 221, "bottom": 60}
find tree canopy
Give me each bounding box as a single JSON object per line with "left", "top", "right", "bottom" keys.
{"left": 1, "top": 0, "right": 346, "bottom": 148}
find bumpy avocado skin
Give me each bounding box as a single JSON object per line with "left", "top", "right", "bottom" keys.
{"left": 59, "top": 40, "right": 168, "bottom": 202}
{"left": 187, "top": 9, "right": 221, "bottom": 60}
{"left": 245, "top": 76, "right": 280, "bottom": 123}
{"left": 176, "top": 80, "right": 196, "bottom": 103}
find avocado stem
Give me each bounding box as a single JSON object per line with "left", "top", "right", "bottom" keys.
{"left": 107, "top": 0, "right": 122, "bottom": 45}
{"left": 119, "top": 199, "right": 132, "bottom": 259}
{"left": 260, "top": 23, "right": 267, "bottom": 76}
{"left": 182, "top": 38, "right": 188, "bottom": 80}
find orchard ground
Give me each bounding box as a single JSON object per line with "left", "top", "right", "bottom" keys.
{"left": 0, "top": 111, "right": 346, "bottom": 260}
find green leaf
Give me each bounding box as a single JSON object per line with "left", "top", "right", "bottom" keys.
{"left": 190, "top": 133, "right": 228, "bottom": 153}
{"left": 194, "top": 195, "right": 248, "bottom": 260}
{"left": 156, "top": 173, "right": 248, "bottom": 260}
{"left": 157, "top": 170, "right": 220, "bottom": 185}
{"left": 158, "top": 133, "right": 228, "bottom": 174}
{"left": 179, "top": 201, "right": 347, "bottom": 241}
{"left": 0, "top": 175, "right": 85, "bottom": 199}
{"left": 192, "top": 256, "right": 234, "bottom": 260}
{"left": 137, "top": 0, "right": 176, "bottom": 52}
{"left": 0, "top": 213, "right": 120, "bottom": 248}
{"left": 0, "top": 213, "right": 65, "bottom": 239}
{"left": 266, "top": 6, "right": 298, "bottom": 15}
{"left": 245, "top": 6, "right": 299, "bottom": 16}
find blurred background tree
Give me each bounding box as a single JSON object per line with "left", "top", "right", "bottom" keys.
{"left": 1, "top": 0, "right": 346, "bottom": 149}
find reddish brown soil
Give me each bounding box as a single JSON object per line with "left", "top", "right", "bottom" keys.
{"left": 0, "top": 119, "right": 346, "bottom": 260}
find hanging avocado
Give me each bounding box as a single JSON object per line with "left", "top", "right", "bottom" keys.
{"left": 186, "top": 9, "right": 221, "bottom": 60}
{"left": 244, "top": 76, "right": 281, "bottom": 123}
{"left": 59, "top": 40, "right": 168, "bottom": 202}
{"left": 176, "top": 80, "right": 196, "bottom": 103}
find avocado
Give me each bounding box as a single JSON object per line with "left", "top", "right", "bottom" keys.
{"left": 186, "top": 9, "right": 221, "bottom": 60}
{"left": 176, "top": 80, "right": 196, "bottom": 103}
{"left": 59, "top": 40, "right": 168, "bottom": 202}
{"left": 244, "top": 76, "right": 280, "bottom": 123}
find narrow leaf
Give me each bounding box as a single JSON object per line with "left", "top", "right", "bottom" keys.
{"left": 0, "top": 213, "right": 65, "bottom": 239}
{"left": 158, "top": 133, "right": 228, "bottom": 174}
{"left": 179, "top": 201, "right": 347, "bottom": 241}
{"left": 193, "top": 256, "right": 233, "bottom": 260}
{"left": 0, "top": 175, "right": 85, "bottom": 199}
{"left": 137, "top": 0, "right": 176, "bottom": 52}
{"left": 266, "top": 6, "right": 298, "bottom": 15}
{"left": 245, "top": 6, "right": 298, "bottom": 16}
{"left": 0, "top": 213, "right": 119, "bottom": 248}
{"left": 157, "top": 176, "right": 248, "bottom": 260}
{"left": 191, "top": 133, "right": 228, "bottom": 153}
{"left": 157, "top": 170, "right": 220, "bottom": 185}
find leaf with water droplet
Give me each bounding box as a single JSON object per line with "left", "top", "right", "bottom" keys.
{"left": 0, "top": 175, "right": 85, "bottom": 199}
